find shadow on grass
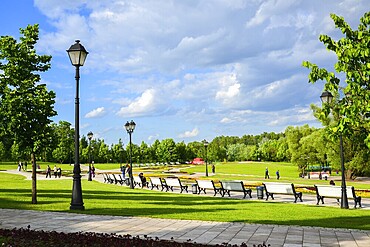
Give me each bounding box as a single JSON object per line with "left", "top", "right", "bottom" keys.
{"left": 1, "top": 187, "right": 370, "bottom": 231}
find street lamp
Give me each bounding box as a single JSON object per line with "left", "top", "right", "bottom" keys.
{"left": 203, "top": 139, "right": 209, "bottom": 177}
{"left": 87, "top": 131, "right": 93, "bottom": 181}
{"left": 320, "top": 91, "right": 349, "bottom": 209}
{"left": 67, "top": 40, "right": 88, "bottom": 210}
{"left": 125, "top": 120, "right": 136, "bottom": 189}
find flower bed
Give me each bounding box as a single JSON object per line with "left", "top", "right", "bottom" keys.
{"left": 0, "top": 227, "right": 270, "bottom": 247}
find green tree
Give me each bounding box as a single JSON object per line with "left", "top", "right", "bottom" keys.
{"left": 51, "top": 121, "right": 74, "bottom": 164}
{"left": 303, "top": 12, "right": 370, "bottom": 177}
{"left": 156, "top": 138, "right": 176, "bottom": 163}
{"left": 0, "top": 24, "right": 56, "bottom": 204}
{"left": 0, "top": 141, "right": 4, "bottom": 161}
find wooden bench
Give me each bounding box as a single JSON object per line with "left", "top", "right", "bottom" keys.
{"left": 102, "top": 173, "right": 108, "bottom": 183}
{"left": 196, "top": 180, "right": 222, "bottom": 196}
{"left": 163, "top": 177, "right": 188, "bottom": 193}
{"left": 263, "top": 182, "right": 302, "bottom": 203}
{"left": 149, "top": 177, "right": 166, "bottom": 191}
{"left": 220, "top": 181, "right": 252, "bottom": 199}
{"left": 104, "top": 173, "right": 114, "bottom": 184}
{"left": 133, "top": 175, "right": 148, "bottom": 188}
{"left": 112, "top": 174, "right": 124, "bottom": 185}
{"left": 314, "top": 185, "right": 361, "bottom": 208}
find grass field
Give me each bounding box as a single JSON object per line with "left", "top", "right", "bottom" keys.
{"left": 1, "top": 160, "right": 370, "bottom": 230}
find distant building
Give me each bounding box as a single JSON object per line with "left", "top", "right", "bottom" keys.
{"left": 191, "top": 158, "right": 205, "bottom": 164}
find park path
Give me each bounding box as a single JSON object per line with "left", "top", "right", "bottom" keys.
{"left": 2, "top": 168, "right": 370, "bottom": 246}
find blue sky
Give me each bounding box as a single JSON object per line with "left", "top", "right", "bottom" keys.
{"left": 0, "top": 0, "right": 368, "bottom": 145}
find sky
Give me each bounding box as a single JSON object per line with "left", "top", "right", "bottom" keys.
{"left": 0, "top": 0, "right": 368, "bottom": 146}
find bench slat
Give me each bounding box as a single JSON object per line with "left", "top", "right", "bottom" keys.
{"left": 263, "top": 182, "right": 302, "bottom": 203}
{"left": 314, "top": 185, "right": 361, "bottom": 208}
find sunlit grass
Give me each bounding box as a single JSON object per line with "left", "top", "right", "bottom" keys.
{"left": 0, "top": 172, "right": 370, "bottom": 230}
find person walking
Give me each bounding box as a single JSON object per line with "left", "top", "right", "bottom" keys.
{"left": 276, "top": 170, "right": 280, "bottom": 180}
{"left": 265, "top": 167, "right": 269, "bottom": 179}
{"left": 46, "top": 165, "right": 51, "bottom": 178}
{"left": 54, "top": 165, "right": 58, "bottom": 178}
{"left": 91, "top": 163, "right": 96, "bottom": 178}
{"left": 121, "top": 165, "right": 126, "bottom": 179}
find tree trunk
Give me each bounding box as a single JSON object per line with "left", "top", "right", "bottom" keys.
{"left": 31, "top": 152, "right": 37, "bottom": 204}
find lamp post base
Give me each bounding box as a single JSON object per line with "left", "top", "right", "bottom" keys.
{"left": 70, "top": 204, "right": 85, "bottom": 210}
{"left": 70, "top": 172, "right": 84, "bottom": 210}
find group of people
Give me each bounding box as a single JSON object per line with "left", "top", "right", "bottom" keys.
{"left": 46, "top": 165, "right": 62, "bottom": 178}
{"left": 264, "top": 167, "right": 280, "bottom": 180}
{"left": 17, "top": 161, "right": 28, "bottom": 172}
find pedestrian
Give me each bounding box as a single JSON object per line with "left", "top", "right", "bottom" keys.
{"left": 276, "top": 170, "right": 280, "bottom": 180}
{"left": 54, "top": 165, "right": 58, "bottom": 178}
{"left": 212, "top": 164, "right": 215, "bottom": 174}
{"left": 18, "top": 161, "right": 22, "bottom": 171}
{"left": 139, "top": 172, "right": 148, "bottom": 187}
{"left": 121, "top": 165, "right": 126, "bottom": 178}
{"left": 46, "top": 165, "right": 51, "bottom": 178}
{"left": 91, "top": 163, "right": 96, "bottom": 178}
{"left": 265, "top": 167, "right": 269, "bottom": 179}
{"left": 126, "top": 164, "right": 131, "bottom": 177}
{"left": 57, "top": 167, "right": 62, "bottom": 178}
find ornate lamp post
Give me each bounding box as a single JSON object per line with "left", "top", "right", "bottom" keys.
{"left": 67, "top": 40, "right": 88, "bottom": 210}
{"left": 87, "top": 131, "right": 93, "bottom": 181}
{"left": 203, "top": 139, "right": 209, "bottom": 177}
{"left": 125, "top": 120, "right": 136, "bottom": 189}
{"left": 320, "top": 91, "right": 349, "bottom": 209}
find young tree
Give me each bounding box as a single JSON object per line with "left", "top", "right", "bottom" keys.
{"left": 0, "top": 24, "right": 56, "bottom": 204}
{"left": 303, "top": 12, "right": 370, "bottom": 176}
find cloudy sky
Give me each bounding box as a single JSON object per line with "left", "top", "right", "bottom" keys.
{"left": 0, "top": 0, "right": 367, "bottom": 145}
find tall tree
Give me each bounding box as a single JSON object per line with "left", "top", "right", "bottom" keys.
{"left": 303, "top": 12, "right": 370, "bottom": 177}
{"left": 0, "top": 24, "right": 56, "bottom": 204}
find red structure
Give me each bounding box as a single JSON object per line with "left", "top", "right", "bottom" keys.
{"left": 191, "top": 158, "right": 204, "bottom": 164}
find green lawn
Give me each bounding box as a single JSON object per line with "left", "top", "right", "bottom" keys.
{"left": 0, "top": 171, "right": 370, "bottom": 230}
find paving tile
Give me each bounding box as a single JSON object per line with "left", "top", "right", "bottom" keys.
{"left": 1, "top": 208, "right": 370, "bottom": 247}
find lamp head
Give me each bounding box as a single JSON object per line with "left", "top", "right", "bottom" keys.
{"left": 67, "top": 40, "right": 88, "bottom": 66}
{"left": 320, "top": 91, "right": 333, "bottom": 104}
{"left": 87, "top": 131, "right": 93, "bottom": 141}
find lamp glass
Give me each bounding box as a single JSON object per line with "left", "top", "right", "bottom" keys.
{"left": 67, "top": 40, "right": 88, "bottom": 66}
{"left": 320, "top": 91, "right": 333, "bottom": 104}
{"left": 124, "top": 121, "right": 130, "bottom": 131}
{"left": 130, "top": 120, "right": 136, "bottom": 131}
{"left": 87, "top": 131, "right": 93, "bottom": 140}
{"left": 203, "top": 139, "right": 209, "bottom": 147}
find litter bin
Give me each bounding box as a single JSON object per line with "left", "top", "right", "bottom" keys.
{"left": 256, "top": 186, "right": 264, "bottom": 199}
{"left": 192, "top": 184, "right": 198, "bottom": 194}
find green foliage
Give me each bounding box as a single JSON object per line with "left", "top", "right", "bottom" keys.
{"left": 0, "top": 24, "right": 56, "bottom": 154}
{"left": 303, "top": 12, "right": 370, "bottom": 177}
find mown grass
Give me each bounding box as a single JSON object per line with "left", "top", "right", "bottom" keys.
{"left": 0, "top": 171, "right": 370, "bottom": 231}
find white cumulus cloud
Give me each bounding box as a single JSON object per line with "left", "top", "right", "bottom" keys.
{"left": 116, "top": 89, "right": 158, "bottom": 117}
{"left": 85, "top": 107, "right": 106, "bottom": 118}
{"left": 178, "top": 128, "right": 199, "bottom": 138}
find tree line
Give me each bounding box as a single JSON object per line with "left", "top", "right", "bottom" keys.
{"left": 2, "top": 120, "right": 370, "bottom": 177}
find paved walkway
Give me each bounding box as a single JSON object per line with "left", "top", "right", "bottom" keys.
{"left": 2, "top": 169, "right": 370, "bottom": 246}
{"left": 1, "top": 208, "right": 370, "bottom": 247}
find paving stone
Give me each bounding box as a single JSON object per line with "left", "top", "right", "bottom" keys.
{"left": 1, "top": 208, "right": 370, "bottom": 247}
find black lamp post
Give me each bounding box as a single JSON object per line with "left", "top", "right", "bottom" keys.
{"left": 320, "top": 91, "right": 349, "bottom": 209}
{"left": 203, "top": 139, "right": 209, "bottom": 177}
{"left": 125, "top": 120, "right": 136, "bottom": 189}
{"left": 87, "top": 131, "right": 93, "bottom": 181}
{"left": 67, "top": 40, "right": 88, "bottom": 210}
